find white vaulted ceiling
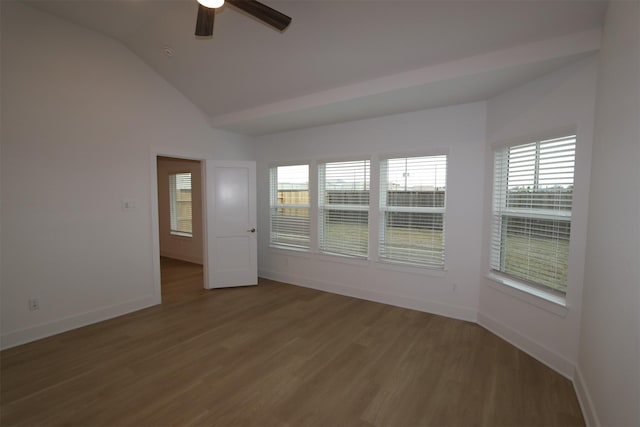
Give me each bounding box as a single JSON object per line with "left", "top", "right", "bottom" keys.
{"left": 25, "top": 0, "right": 607, "bottom": 135}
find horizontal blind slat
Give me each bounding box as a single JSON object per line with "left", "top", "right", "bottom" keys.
{"left": 319, "top": 160, "right": 370, "bottom": 257}
{"left": 379, "top": 155, "right": 447, "bottom": 268}
{"left": 169, "top": 172, "right": 193, "bottom": 236}
{"left": 491, "top": 135, "right": 576, "bottom": 293}
{"left": 270, "top": 165, "right": 310, "bottom": 249}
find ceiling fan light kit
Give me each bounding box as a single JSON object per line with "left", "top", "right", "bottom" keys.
{"left": 194, "top": 0, "right": 292, "bottom": 38}
{"left": 197, "top": 0, "right": 225, "bottom": 8}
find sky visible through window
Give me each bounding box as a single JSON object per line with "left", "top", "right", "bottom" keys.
{"left": 507, "top": 136, "right": 576, "bottom": 191}
{"left": 323, "top": 161, "right": 369, "bottom": 191}
{"left": 276, "top": 159, "right": 449, "bottom": 191}
{"left": 276, "top": 165, "right": 308, "bottom": 189}
{"left": 385, "top": 156, "right": 446, "bottom": 191}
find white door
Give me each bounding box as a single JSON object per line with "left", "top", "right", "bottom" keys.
{"left": 205, "top": 160, "right": 257, "bottom": 289}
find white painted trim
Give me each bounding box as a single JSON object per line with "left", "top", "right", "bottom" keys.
{"left": 316, "top": 154, "right": 374, "bottom": 166}
{"left": 268, "top": 159, "right": 314, "bottom": 169}
{"left": 314, "top": 252, "right": 371, "bottom": 267}
{"left": 259, "top": 266, "right": 582, "bottom": 383}
{"left": 0, "top": 295, "right": 158, "bottom": 350}
{"left": 378, "top": 148, "right": 451, "bottom": 161}
{"left": 150, "top": 148, "right": 209, "bottom": 300}
{"left": 574, "top": 366, "right": 601, "bottom": 427}
{"left": 374, "top": 260, "right": 448, "bottom": 278}
{"left": 150, "top": 152, "right": 163, "bottom": 304}
{"left": 485, "top": 273, "right": 568, "bottom": 317}
{"left": 490, "top": 125, "right": 577, "bottom": 150}
{"left": 259, "top": 269, "right": 477, "bottom": 323}
{"left": 477, "top": 312, "right": 575, "bottom": 379}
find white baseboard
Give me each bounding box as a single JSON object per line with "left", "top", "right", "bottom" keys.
{"left": 261, "top": 270, "right": 579, "bottom": 379}
{"left": 477, "top": 312, "right": 575, "bottom": 379}
{"left": 574, "top": 366, "right": 600, "bottom": 427}
{"left": 0, "top": 295, "right": 160, "bottom": 350}
{"left": 259, "top": 269, "right": 477, "bottom": 323}
{"left": 4, "top": 269, "right": 587, "bottom": 415}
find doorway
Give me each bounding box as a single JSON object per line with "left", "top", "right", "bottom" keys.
{"left": 156, "top": 156, "right": 205, "bottom": 302}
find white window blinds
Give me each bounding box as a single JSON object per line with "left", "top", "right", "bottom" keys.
{"left": 379, "top": 155, "right": 447, "bottom": 268}
{"left": 169, "top": 172, "right": 193, "bottom": 237}
{"left": 269, "top": 165, "right": 310, "bottom": 249}
{"left": 490, "top": 135, "right": 576, "bottom": 293}
{"left": 319, "top": 160, "right": 370, "bottom": 258}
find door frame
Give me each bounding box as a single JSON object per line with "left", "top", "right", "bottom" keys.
{"left": 150, "top": 149, "right": 208, "bottom": 303}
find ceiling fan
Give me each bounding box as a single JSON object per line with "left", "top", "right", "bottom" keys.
{"left": 195, "top": 0, "right": 292, "bottom": 37}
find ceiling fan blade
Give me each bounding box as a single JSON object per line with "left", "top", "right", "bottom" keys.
{"left": 226, "top": 0, "right": 291, "bottom": 31}
{"left": 195, "top": 4, "right": 215, "bottom": 37}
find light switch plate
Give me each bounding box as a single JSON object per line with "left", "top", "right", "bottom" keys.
{"left": 121, "top": 200, "right": 136, "bottom": 210}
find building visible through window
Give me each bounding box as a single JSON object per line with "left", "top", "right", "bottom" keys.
{"left": 380, "top": 155, "right": 447, "bottom": 268}
{"left": 319, "top": 160, "right": 370, "bottom": 258}
{"left": 491, "top": 135, "right": 576, "bottom": 293}
{"left": 269, "top": 165, "right": 310, "bottom": 249}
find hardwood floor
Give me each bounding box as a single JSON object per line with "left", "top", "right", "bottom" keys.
{"left": 1, "top": 258, "right": 585, "bottom": 426}
{"left": 160, "top": 257, "right": 207, "bottom": 303}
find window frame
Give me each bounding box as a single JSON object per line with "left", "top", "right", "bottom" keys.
{"left": 269, "top": 163, "right": 312, "bottom": 251}
{"left": 318, "top": 158, "right": 371, "bottom": 259}
{"left": 378, "top": 153, "right": 448, "bottom": 269}
{"left": 490, "top": 133, "right": 577, "bottom": 297}
{"left": 169, "top": 171, "right": 193, "bottom": 238}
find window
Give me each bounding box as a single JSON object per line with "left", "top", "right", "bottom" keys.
{"left": 319, "top": 160, "right": 370, "bottom": 258}
{"left": 380, "top": 155, "right": 447, "bottom": 268}
{"left": 490, "top": 135, "right": 576, "bottom": 293}
{"left": 269, "top": 164, "right": 310, "bottom": 249}
{"left": 169, "top": 172, "right": 193, "bottom": 237}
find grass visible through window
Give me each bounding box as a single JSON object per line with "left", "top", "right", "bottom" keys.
{"left": 503, "top": 235, "right": 569, "bottom": 292}
{"left": 322, "top": 223, "right": 567, "bottom": 291}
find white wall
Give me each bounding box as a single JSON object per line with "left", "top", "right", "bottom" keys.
{"left": 157, "top": 157, "right": 203, "bottom": 265}
{"left": 0, "top": 2, "right": 253, "bottom": 349}
{"left": 577, "top": 1, "right": 640, "bottom": 426}
{"left": 255, "top": 102, "right": 487, "bottom": 321}
{"left": 479, "top": 56, "right": 598, "bottom": 377}
{"left": 256, "top": 58, "right": 601, "bottom": 378}
{"left": 3, "top": 9, "right": 634, "bottom": 425}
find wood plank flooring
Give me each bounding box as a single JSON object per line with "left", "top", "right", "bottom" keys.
{"left": 0, "top": 258, "right": 585, "bottom": 426}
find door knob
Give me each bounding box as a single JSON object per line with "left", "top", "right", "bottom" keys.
{"left": 247, "top": 228, "right": 256, "bottom": 233}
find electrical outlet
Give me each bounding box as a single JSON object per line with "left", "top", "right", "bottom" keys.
{"left": 28, "top": 298, "right": 40, "bottom": 311}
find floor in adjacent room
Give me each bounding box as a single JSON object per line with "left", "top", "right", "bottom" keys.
{"left": 0, "top": 258, "right": 585, "bottom": 426}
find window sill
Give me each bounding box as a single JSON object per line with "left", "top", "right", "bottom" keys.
{"left": 268, "top": 247, "right": 369, "bottom": 267}
{"left": 485, "top": 272, "right": 568, "bottom": 317}
{"left": 269, "top": 246, "right": 450, "bottom": 275}
{"left": 316, "top": 252, "right": 370, "bottom": 267}
{"left": 170, "top": 232, "right": 193, "bottom": 238}
{"left": 269, "top": 245, "right": 311, "bottom": 256}
{"left": 375, "top": 260, "right": 447, "bottom": 277}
